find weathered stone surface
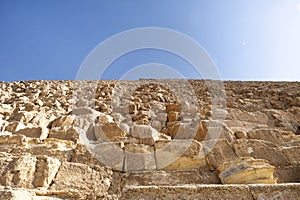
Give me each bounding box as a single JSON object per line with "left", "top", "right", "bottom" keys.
{"left": 5, "top": 121, "right": 26, "bottom": 133}
{"left": 280, "top": 144, "right": 300, "bottom": 164}
{"left": 167, "top": 111, "right": 179, "bottom": 122}
{"left": 124, "top": 169, "right": 220, "bottom": 186}
{"left": 233, "top": 139, "right": 290, "bottom": 166}
{"left": 217, "top": 157, "right": 277, "bottom": 184}
{"left": 166, "top": 104, "right": 181, "bottom": 113}
{"left": 33, "top": 155, "right": 61, "bottom": 187}
{"left": 48, "top": 126, "right": 79, "bottom": 142}
{"left": 94, "top": 123, "right": 126, "bottom": 142}
{"left": 14, "top": 127, "right": 46, "bottom": 139}
{"left": 120, "top": 184, "right": 300, "bottom": 200}
{"left": 124, "top": 143, "right": 155, "bottom": 172}
{"left": 0, "top": 80, "right": 299, "bottom": 199}
{"left": 0, "top": 155, "right": 36, "bottom": 188}
{"left": 155, "top": 139, "right": 206, "bottom": 170}
{"left": 204, "top": 139, "right": 238, "bottom": 169}
{"left": 0, "top": 189, "right": 32, "bottom": 200}
{"left": 92, "top": 142, "right": 124, "bottom": 171}
{"left": 50, "top": 162, "right": 112, "bottom": 199}
{"left": 247, "top": 128, "right": 284, "bottom": 145}
{"left": 131, "top": 124, "right": 161, "bottom": 145}
{"left": 50, "top": 115, "right": 74, "bottom": 128}
{"left": 250, "top": 184, "right": 300, "bottom": 200}
{"left": 120, "top": 185, "right": 254, "bottom": 200}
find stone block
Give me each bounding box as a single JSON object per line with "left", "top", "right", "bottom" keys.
{"left": 155, "top": 139, "right": 206, "bottom": 170}
{"left": 166, "top": 104, "right": 181, "bottom": 113}
{"left": 93, "top": 142, "right": 124, "bottom": 171}
{"left": 204, "top": 139, "right": 238, "bottom": 169}
{"left": 233, "top": 139, "right": 290, "bottom": 166}
{"left": 50, "top": 162, "right": 112, "bottom": 199}
{"left": 94, "top": 123, "right": 126, "bottom": 142}
{"left": 33, "top": 155, "right": 61, "bottom": 187}
{"left": 125, "top": 143, "right": 156, "bottom": 172}
{"left": 50, "top": 115, "right": 74, "bottom": 128}
{"left": 48, "top": 127, "right": 79, "bottom": 142}
{"left": 217, "top": 157, "right": 277, "bottom": 184}
{"left": 168, "top": 111, "right": 179, "bottom": 122}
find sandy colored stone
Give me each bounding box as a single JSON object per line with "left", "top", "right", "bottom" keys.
{"left": 33, "top": 155, "right": 61, "bottom": 187}
{"left": 50, "top": 115, "right": 74, "bottom": 128}
{"left": 233, "top": 139, "right": 290, "bottom": 166}
{"left": 0, "top": 80, "right": 299, "bottom": 199}
{"left": 0, "top": 189, "right": 32, "bottom": 200}
{"left": 0, "top": 155, "right": 36, "bottom": 188}
{"left": 92, "top": 142, "right": 124, "bottom": 171}
{"left": 204, "top": 139, "right": 238, "bottom": 169}
{"left": 14, "top": 127, "right": 46, "bottom": 138}
{"left": 48, "top": 126, "right": 79, "bottom": 142}
{"left": 247, "top": 129, "right": 284, "bottom": 145}
{"left": 5, "top": 121, "right": 26, "bottom": 133}
{"left": 166, "top": 104, "right": 181, "bottom": 113}
{"left": 155, "top": 139, "right": 206, "bottom": 170}
{"left": 217, "top": 157, "right": 277, "bottom": 184}
{"left": 167, "top": 111, "right": 179, "bottom": 122}
{"left": 50, "top": 162, "right": 112, "bottom": 199}
{"left": 131, "top": 124, "right": 160, "bottom": 145}
{"left": 94, "top": 123, "right": 126, "bottom": 142}
{"left": 124, "top": 143, "right": 156, "bottom": 172}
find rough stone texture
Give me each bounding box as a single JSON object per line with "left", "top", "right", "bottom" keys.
{"left": 0, "top": 80, "right": 299, "bottom": 199}
{"left": 120, "top": 184, "right": 300, "bottom": 200}
{"left": 217, "top": 157, "right": 277, "bottom": 184}
{"left": 0, "top": 189, "right": 32, "bottom": 200}
{"left": 50, "top": 162, "right": 112, "bottom": 199}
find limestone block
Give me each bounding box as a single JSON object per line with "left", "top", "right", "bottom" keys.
{"left": 128, "top": 103, "right": 136, "bottom": 114}
{"left": 156, "top": 113, "right": 168, "bottom": 122}
{"left": 125, "top": 143, "right": 156, "bottom": 172}
{"left": 27, "top": 138, "right": 75, "bottom": 162}
{"left": 124, "top": 169, "right": 220, "bottom": 186}
{"left": 227, "top": 108, "right": 269, "bottom": 124}
{"left": 93, "top": 142, "right": 124, "bottom": 171}
{"left": 131, "top": 125, "right": 160, "bottom": 145}
{"left": 50, "top": 115, "right": 74, "bottom": 128}
{"left": 274, "top": 165, "right": 300, "bottom": 183}
{"left": 0, "top": 155, "right": 36, "bottom": 188}
{"left": 97, "top": 113, "right": 114, "bottom": 124}
{"left": 234, "top": 130, "right": 248, "bottom": 139}
{"left": 5, "top": 121, "right": 26, "bottom": 133}
{"left": 217, "top": 157, "right": 277, "bottom": 184}
{"left": 8, "top": 111, "right": 36, "bottom": 123}
{"left": 0, "top": 189, "right": 32, "bottom": 200}
{"left": 233, "top": 139, "right": 289, "bottom": 166}
{"left": 166, "top": 104, "right": 181, "bottom": 113}
{"left": 50, "top": 162, "right": 112, "bottom": 198}
{"left": 280, "top": 145, "right": 300, "bottom": 164}
{"left": 33, "top": 155, "right": 61, "bottom": 187}
{"left": 204, "top": 139, "right": 238, "bottom": 169}
{"left": 247, "top": 129, "right": 284, "bottom": 145}
{"left": 72, "top": 107, "right": 99, "bottom": 115}
{"left": 250, "top": 184, "right": 300, "bottom": 200}
{"left": 151, "top": 120, "right": 162, "bottom": 131}
{"left": 168, "top": 123, "right": 196, "bottom": 139}
{"left": 94, "top": 123, "right": 126, "bottom": 142}
{"left": 14, "top": 127, "right": 44, "bottom": 138}
{"left": 155, "top": 139, "right": 206, "bottom": 170}
{"left": 168, "top": 111, "right": 179, "bottom": 122}
{"left": 49, "top": 127, "right": 79, "bottom": 142}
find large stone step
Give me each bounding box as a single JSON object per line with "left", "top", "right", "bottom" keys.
{"left": 120, "top": 183, "right": 300, "bottom": 200}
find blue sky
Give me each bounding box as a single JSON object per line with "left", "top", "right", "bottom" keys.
{"left": 0, "top": 0, "right": 300, "bottom": 81}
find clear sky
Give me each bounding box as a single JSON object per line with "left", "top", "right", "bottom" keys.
{"left": 1, "top": 0, "right": 300, "bottom": 81}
